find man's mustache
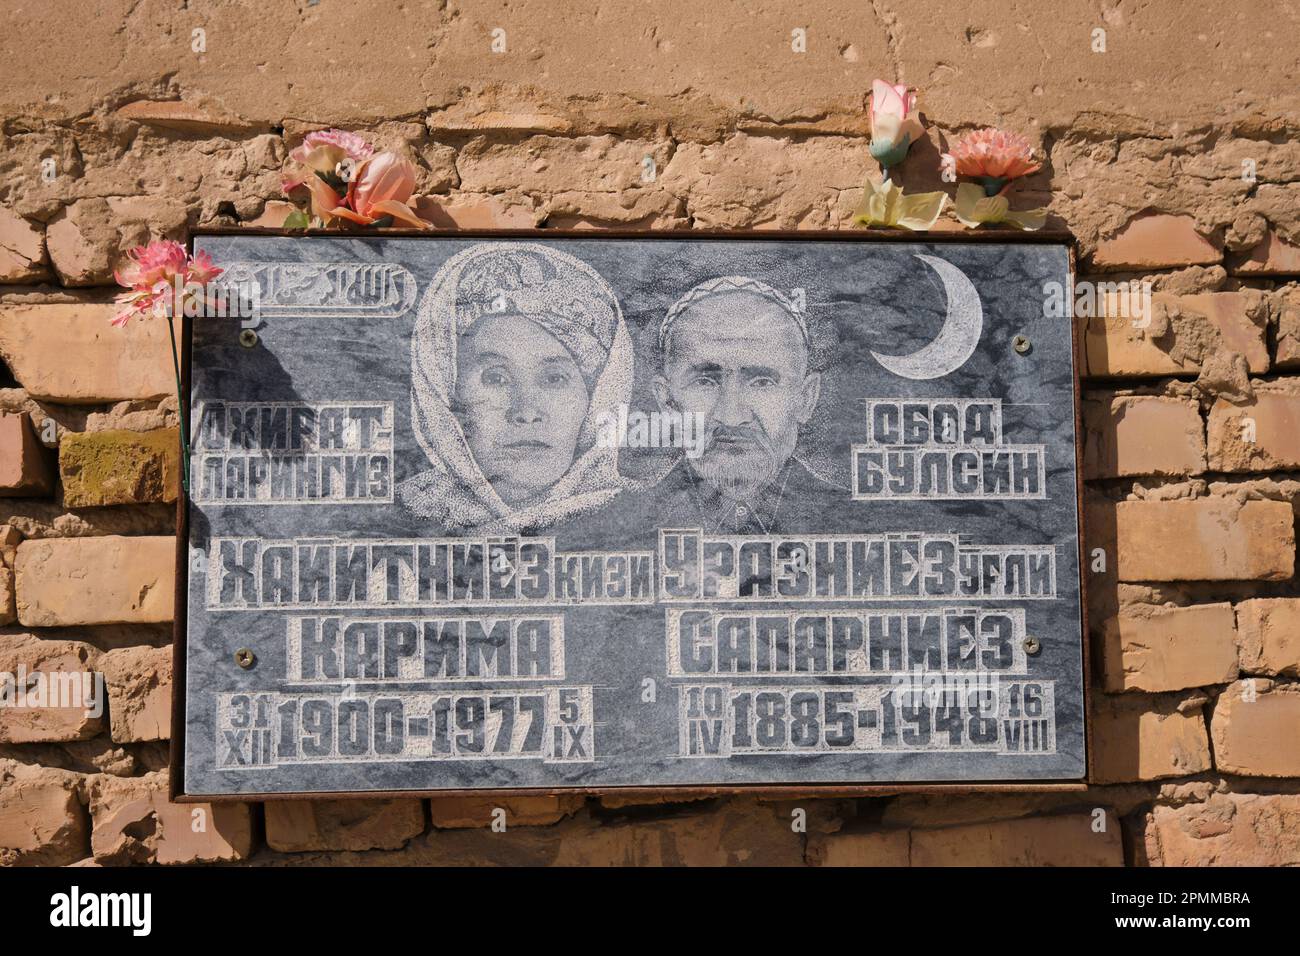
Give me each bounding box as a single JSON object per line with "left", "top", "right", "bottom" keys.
{"left": 706, "top": 423, "right": 773, "bottom": 453}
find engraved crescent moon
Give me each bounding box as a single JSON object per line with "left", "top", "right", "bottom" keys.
{"left": 870, "top": 254, "right": 983, "bottom": 380}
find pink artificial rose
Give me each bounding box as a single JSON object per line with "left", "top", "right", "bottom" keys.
{"left": 869, "top": 79, "right": 924, "bottom": 151}
{"left": 331, "top": 152, "right": 428, "bottom": 228}
{"left": 947, "top": 127, "right": 1042, "bottom": 182}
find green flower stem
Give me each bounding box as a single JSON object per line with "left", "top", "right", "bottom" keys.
{"left": 980, "top": 176, "right": 1009, "bottom": 197}
{"left": 166, "top": 313, "right": 190, "bottom": 495}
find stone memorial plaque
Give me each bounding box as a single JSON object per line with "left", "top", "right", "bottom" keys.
{"left": 177, "top": 232, "right": 1086, "bottom": 797}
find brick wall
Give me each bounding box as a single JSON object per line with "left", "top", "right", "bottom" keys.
{"left": 2, "top": 1, "right": 1300, "bottom": 866}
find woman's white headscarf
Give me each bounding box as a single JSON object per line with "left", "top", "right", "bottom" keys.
{"left": 399, "top": 242, "right": 637, "bottom": 534}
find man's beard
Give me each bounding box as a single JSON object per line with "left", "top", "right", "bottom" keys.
{"left": 691, "top": 423, "right": 793, "bottom": 498}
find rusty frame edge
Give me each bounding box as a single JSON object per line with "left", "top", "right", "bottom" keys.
{"left": 1068, "top": 245, "right": 1095, "bottom": 789}
{"left": 169, "top": 310, "right": 193, "bottom": 802}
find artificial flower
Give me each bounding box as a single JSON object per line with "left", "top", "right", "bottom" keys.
{"left": 298, "top": 174, "right": 349, "bottom": 225}
{"left": 281, "top": 128, "right": 429, "bottom": 229}
{"left": 281, "top": 128, "right": 375, "bottom": 192}
{"left": 329, "top": 152, "right": 428, "bottom": 227}
{"left": 868, "top": 80, "right": 926, "bottom": 170}
{"left": 945, "top": 127, "right": 1042, "bottom": 194}
{"left": 113, "top": 239, "right": 188, "bottom": 291}
{"left": 186, "top": 249, "right": 222, "bottom": 284}
{"left": 111, "top": 241, "right": 226, "bottom": 493}
{"left": 952, "top": 182, "right": 1047, "bottom": 230}
{"left": 111, "top": 240, "right": 224, "bottom": 326}
{"left": 853, "top": 178, "right": 948, "bottom": 231}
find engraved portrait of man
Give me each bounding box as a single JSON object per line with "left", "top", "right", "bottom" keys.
{"left": 640, "top": 276, "right": 843, "bottom": 535}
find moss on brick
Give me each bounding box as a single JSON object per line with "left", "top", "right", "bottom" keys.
{"left": 59, "top": 428, "right": 180, "bottom": 508}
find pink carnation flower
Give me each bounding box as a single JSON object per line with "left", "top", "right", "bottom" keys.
{"left": 282, "top": 128, "right": 376, "bottom": 193}
{"left": 113, "top": 239, "right": 189, "bottom": 291}
{"left": 947, "top": 127, "right": 1042, "bottom": 182}
{"left": 186, "top": 249, "right": 223, "bottom": 284}
{"left": 292, "top": 128, "right": 374, "bottom": 164}
{"left": 112, "top": 240, "right": 224, "bottom": 327}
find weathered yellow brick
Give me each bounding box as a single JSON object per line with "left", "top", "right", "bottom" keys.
{"left": 265, "top": 799, "right": 425, "bottom": 852}
{"left": 1210, "top": 680, "right": 1300, "bottom": 777}
{"left": 88, "top": 771, "right": 253, "bottom": 865}
{"left": 15, "top": 536, "right": 175, "bottom": 626}
{"left": 99, "top": 644, "right": 171, "bottom": 743}
{"left": 1207, "top": 384, "right": 1300, "bottom": 471}
{"left": 1090, "top": 693, "right": 1211, "bottom": 783}
{"left": 0, "top": 303, "right": 175, "bottom": 404}
{"left": 1092, "top": 213, "right": 1221, "bottom": 271}
{"left": 1235, "top": 598, "right": 1300, "bottom": 676}
{"left": 1142, "top": 793, "right": 1300, "bottom": 866}
{"left": 1084, "top": 395, "right": 1205, "bottom": 478}
{"left": 1102, "top": 603, "right": 1237, "bottom": 692}
{"left": 909, "top": 812, "right": 1123, "bottom": 866}
{"left": 1113, "top": 499, "right": 1294, "bottom": 582}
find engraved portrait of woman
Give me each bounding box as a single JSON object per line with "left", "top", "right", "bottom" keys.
{"left": 399, "top": 242, "right": 638, "bottom": 534}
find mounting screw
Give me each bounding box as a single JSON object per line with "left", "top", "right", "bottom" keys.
{"left": 1023, "top": 636, "right": 1041, "bottom": 656}
{"left": 234, "top": 648, "right": 256, "bottom": 669}
{"left": 239, "top": 329, "right": 258, "bottom": 348}
{"left": 1012, "top": 334, "right": 1032, "bottom": 355}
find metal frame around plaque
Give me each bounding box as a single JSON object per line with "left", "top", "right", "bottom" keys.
{"left": 170, "top": 228, "right": 1091, "bottom": 802}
